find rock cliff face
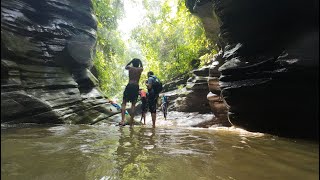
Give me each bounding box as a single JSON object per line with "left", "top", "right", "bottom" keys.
{"left": 1, "top": 0, "right": 119, "bottom": 124}
{"left": 185, "top": 0, "right": 230, "bottom": 126}
{"left": 162, "top": 67, "right": 211, "bottom": 114}
{"left": 207, "top": 52, "right": 230, "bottom": 126}
{"left": 186, "top": 0, "right": 319, "bottom": 139}
{"left": 176, "top": 67, "right": 212, "bottom": 113}
{"left": 161, "top": 64, "right": 230, "bottom": 127}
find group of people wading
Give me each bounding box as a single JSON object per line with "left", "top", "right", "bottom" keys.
{"left": 119, "top": 58, "right": 168, "bottom": 128}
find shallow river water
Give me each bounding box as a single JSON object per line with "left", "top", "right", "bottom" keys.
{"left": 1, "top": 124, "right": 319, "bottom": 180}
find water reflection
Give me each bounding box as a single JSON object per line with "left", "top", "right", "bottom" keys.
{"left": 113, "top": 127, "right": 159, "bottom": 179}
{"left": 1, "top": 125, "right": 319, "bottom": 180}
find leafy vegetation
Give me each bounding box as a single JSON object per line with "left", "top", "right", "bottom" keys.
{"left": 92, "top": 0, "right": 128, "bottom": 99}
{"left": 132, "top": 0, "right": 216, "bottom": 85}
{"left": 91, "top": 0, "right": 216, "bottom": 99}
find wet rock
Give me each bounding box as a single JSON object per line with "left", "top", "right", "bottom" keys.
{"left": 146, "top": 111, "right": 216, "bottom": 128}
{"left": 207, "top": 92, "right": 229, "bottom": 126}
{"left": 162, "top": 74, "right": 189, "bottom": 92}
{"left": 207, "top": 52, "right": 230, "bottom": 126}
{"left": 186, "top": 0, "right": 319, "bottom": 139}
{"left": 162, "top": 66, "right": 212, "bottom": 113}
{"left": 161, "top": 54, "right": 230, "bottom": 126}
{"left": 161, "top": 0, "right": 230, "bottom": 125}
{"left": 185, "top": 0, "right": 220, "bottom": 42}
{"left": 1, "top": 0, "right": 118, "bottom": 124}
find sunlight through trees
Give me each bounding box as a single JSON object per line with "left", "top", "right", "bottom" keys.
{"left": 92, "top": 0, "right": 216, "bottom": 99}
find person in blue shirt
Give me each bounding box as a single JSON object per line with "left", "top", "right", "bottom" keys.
{"left": 110, "top": 100, "right": 128, "bottom": 115}
{"left": 161, "top": 95, "right": 168, "bottom": 120}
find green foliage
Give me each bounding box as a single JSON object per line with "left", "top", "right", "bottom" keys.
{"left": 91, "top": 0, "right": 217, "bottom": 99}
{"left": 92, "top": 0, "right": 128, "bottom": 99}
{"left": 199, "top": 49, "right": 218, "bottom": 66}
{"left": 92, "top": 0, "right": 124, "bottom": 29}
{"left": 131, "top": 0, "right": 214, "bottom": 84}
{"left": 177, "top": 84, "right": 184, "bottom": 90}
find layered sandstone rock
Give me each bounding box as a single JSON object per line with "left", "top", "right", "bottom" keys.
{"left": 186, "top": 0, "right": 319, "bottom": 139}
{"left": 162, "top": 75, "right": 189, "bottom": 92}
{"left": 207, "top": 52, "right": 230, "bottom": 126}
{"left": 1, "top": 0, "right": 119, "bottom": 124}
{"left": 162, "top": 67, "right": 211, "bottom": 113}
{"left": 185, "top": 0, "right": 230, "bottom": 126}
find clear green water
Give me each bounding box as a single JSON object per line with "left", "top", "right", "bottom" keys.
{"left": 1, "top": 125, "right": 319, "bottom": 180}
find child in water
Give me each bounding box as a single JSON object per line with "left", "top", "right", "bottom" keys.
{"left": 139, "top": 89, "right": 147, "bottom": 125}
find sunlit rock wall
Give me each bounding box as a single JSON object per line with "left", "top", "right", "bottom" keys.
{"left": 1, "top": 0, "right": 118, "bottom": 124}
{"left": 186, "top": 0, "right": 319, "bottom": 139}
{"left": 186, "top": 0, "right": 230, "bottom": 126}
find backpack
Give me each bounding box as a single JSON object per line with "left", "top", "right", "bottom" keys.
{"left": 162, "top": 95, "right": 168, "bottom": 103}
{"left": 164, "top": 95, "right": 168, "bottom": 102}
{"left": 151, "top": 75, "right": 163, "bottom": 94}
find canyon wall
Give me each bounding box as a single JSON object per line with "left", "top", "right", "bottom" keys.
{"left": 1, "top": 0, "right": 118, "bottom": 124}
{"left": 186, "top": 0, "right": 319, "bottom": 139}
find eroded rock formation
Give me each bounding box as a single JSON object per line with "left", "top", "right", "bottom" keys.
{"left": 161, "top": 64, "right": 230, "bottom": 127}
{"left": 186, "top": 0, "right": 230, "bottom": 126}
{"left": 207, "top": 52, "right": 230, "bottom": 126}
{"left": 186, "top": 0, "right": 319, "bottom": 139}
{"left": 1, "top": 0, "right": 119, "bottom": 124}
{"left": 162, "top": 67, "right": 211, "bottom": 113}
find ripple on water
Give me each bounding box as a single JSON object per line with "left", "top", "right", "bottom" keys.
{"left": 206, "top": 126, "right": 265, "bottom": 137}
{"left": 165, "top": 149, "right": 202, "bottom": 155}
{"left": 1, "top": 125, "right": 318, "bottom": 180}
{"left": 143, "top": 145, "right": 155, "bottom": 150}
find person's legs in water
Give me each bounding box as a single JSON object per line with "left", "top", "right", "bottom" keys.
{"left": 161, "top": 103, "right": 165, "bottom": 119}
{"left": 140, "top": 111, "right": 146, "bottom": 125}
{"left": 162, "top": 103, "right": 167, "bottom": 120}
{"left": 130, "top": 101, "right": 136, "bottom": 127}
{"left": 120, "top": 100, "right": 127, "bottom": 126}
{"left": 142, "top": 103, "right": 147, "bottom": 125}
{"left": 121, "top": 84, "right": 138, "bottom": 126}
{"left": 125, "top": 83, "right": 139, "bottom": 127}
{"left": 151, "top": 112, "right": 156, "bottom": 128}
{"left": 165, "top": 103, "right": 168, "bottom": 119}
{"left": 120, "top": 84, "right": 131, "bottom": 126}
{"left": 140, "top": 114, "right": 142, "bottom": 122}
{"left": 148, "top": 90, "right": 157, "bottom": 128}
{"left": 140, "top": 98, "right": 147, "bottom": 125}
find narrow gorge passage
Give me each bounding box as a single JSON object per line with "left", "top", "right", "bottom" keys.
{"left": 1, "top": 0, "right": 318, "bottom": 179}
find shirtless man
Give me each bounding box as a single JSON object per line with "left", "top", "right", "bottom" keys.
{"left": 119, "top": 58, "right": 143, "bottom": 126}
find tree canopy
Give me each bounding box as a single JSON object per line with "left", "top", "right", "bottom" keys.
{"left": 91, "top": 0, "right": 216, "bottom": 99}
{"left": 92, "top": 0, "right": 127, "bottom": 99}
{"left": 132, "top": 0, "right": 215, "bottom": 85}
